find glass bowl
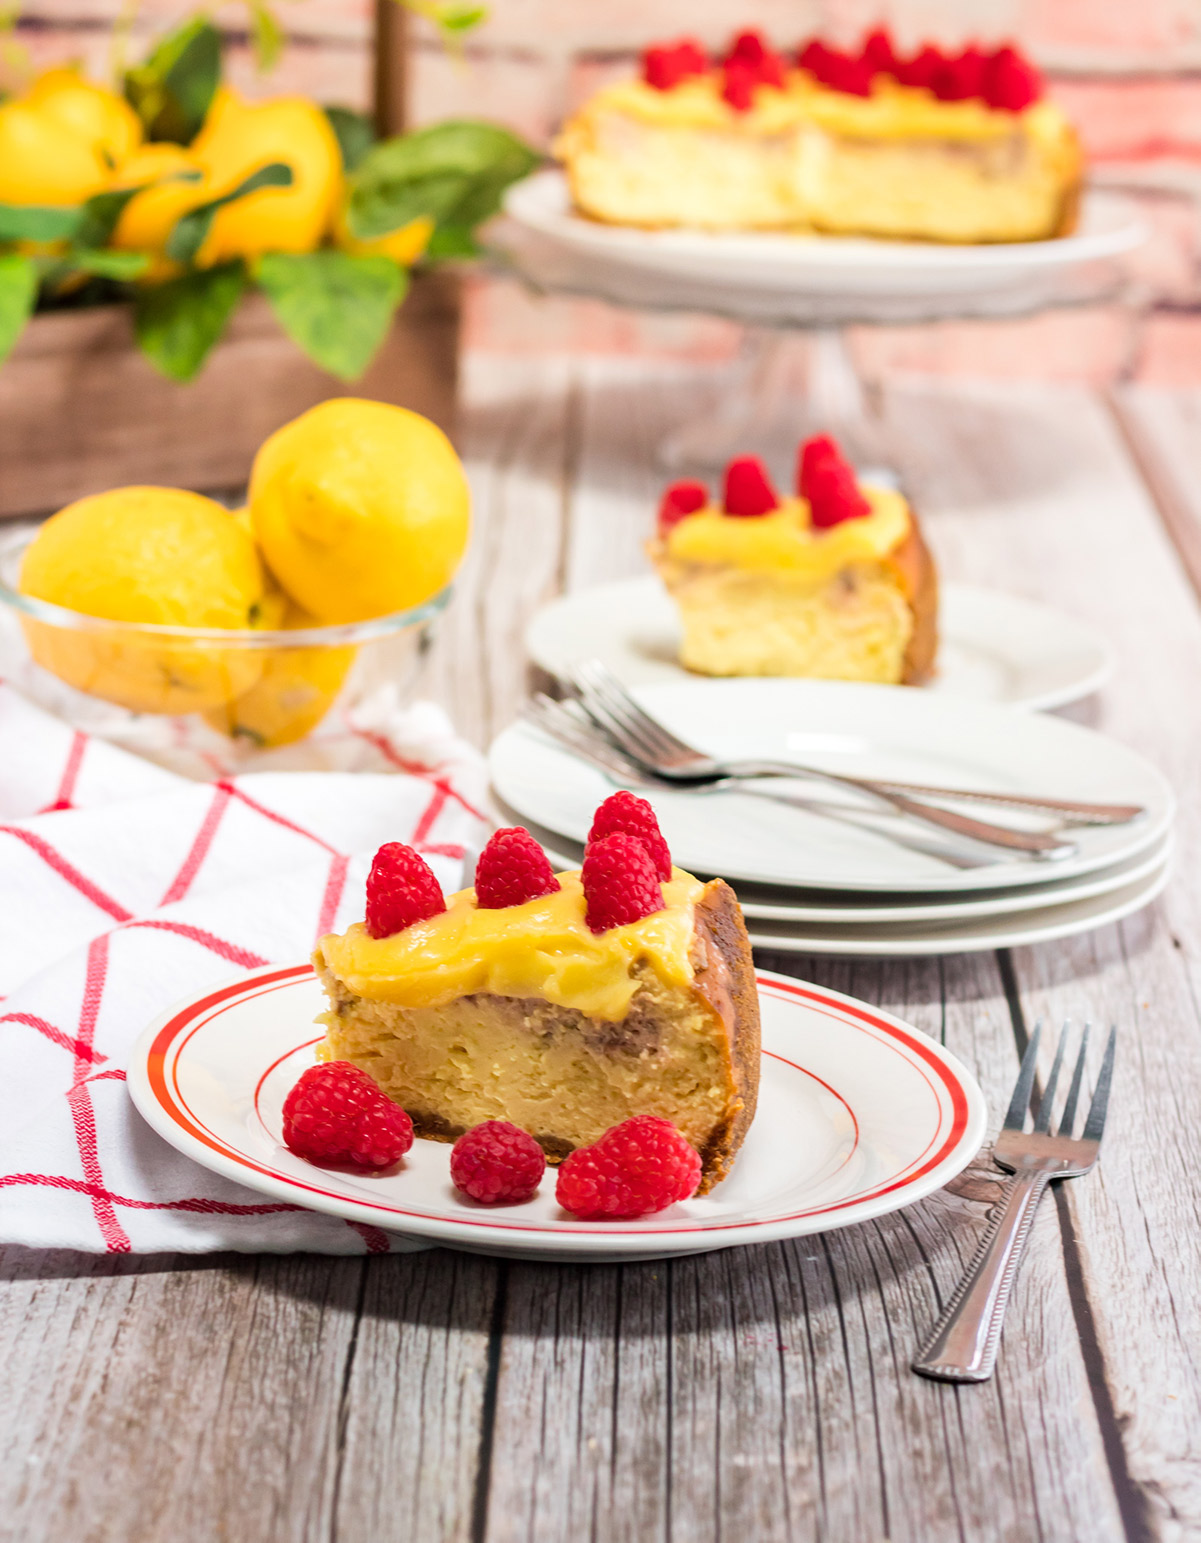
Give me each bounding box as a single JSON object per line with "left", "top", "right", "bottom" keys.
{"left": 0, "top": 523, "right": 450, "bottom": 777}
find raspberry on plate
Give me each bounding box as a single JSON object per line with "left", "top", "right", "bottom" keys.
{"left": 365, "top": 842, "right": 446, "bottom": 938}
{"left": 581, "top": 832, "right": 664, "bottom": 933}
{"left": 475, "top": 826, "right": 560, "bottom": 909}
{"left": 450, "top": 1120, "right": 547, "bottom": 1204}
{"left": 556, "top": 1116, "right": 703, "bottom": 1219}
{"left": 282, "top": 1061, "right": 414, "bottom": 1170}
{"left": 588, "top": 791, "right": 672, "bottom": 881}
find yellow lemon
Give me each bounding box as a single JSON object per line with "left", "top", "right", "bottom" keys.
{"left": 205, "top": 599, "right": 356, "bottom": 746}
{"left": 110, "top": 142, "right": 206, "bottom": 281}
{"left": 0, "top": 98, "right": 110, "bottom": 206}
{"left": 19, "top": 487, "right": 266, "bottom": 715}
{"left": 189, "top": 89, "right": 343, "bottom": 265}
{"left": 333, "top": 203, "right": 434, "bottom": 266}
{"left": 249, "top": 398, "right": 471, "bottom": 623}
{"left": 25, "top": 68, "right": 143, "bottom": 167}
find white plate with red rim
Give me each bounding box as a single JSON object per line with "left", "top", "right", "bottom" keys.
{"left": 525, "top": 577, "right": 1114, "bottom": 714}
{"left": 127, "top": 964, "right": 987, "bottom": 1263}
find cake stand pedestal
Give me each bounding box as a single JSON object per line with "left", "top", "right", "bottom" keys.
{"left": 491, "top": 171, "right": 1144, "bottom": 473}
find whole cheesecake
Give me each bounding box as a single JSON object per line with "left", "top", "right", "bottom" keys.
{"left": 649, "top": 436, "right": 938, "bottom": 684}
{"left": 314, "top": 806, "right": 760, "bottom": 1194}
{"left": 555, "top": 28, "right": 1081, "bottom": 244}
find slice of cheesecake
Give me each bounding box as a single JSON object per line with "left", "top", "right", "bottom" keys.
{"left": 313, "top": 804, "right": 760, "bottom": 1193}
{"left": 648, "top": 436, "right": 938, "bottom": 684}
{"left": 554, "top": 29, "right": 1081, "bottom": 244}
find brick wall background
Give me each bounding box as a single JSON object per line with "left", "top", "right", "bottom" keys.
{"left": 8, "top": 0, "right": 1201, "bottom": 385}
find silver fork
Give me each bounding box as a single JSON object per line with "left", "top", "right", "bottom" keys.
{"left": 523, "top": 695, "right": 1006, "bottom": 870}
{"left": 912, "top": 1022, "right": 1115, "bottom": 1383}
{"left": 572, "top": 661, "right": 1142, "bottom": 830}
{"left": 568, "top": 664, "right": 1079, "bottom": 859}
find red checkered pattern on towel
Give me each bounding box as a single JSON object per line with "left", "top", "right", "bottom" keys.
{"left": 0, "top": 683, "right": 488, "bottom": 1255}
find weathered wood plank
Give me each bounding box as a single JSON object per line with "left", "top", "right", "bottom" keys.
{"left": 881, "top": 376, "right": 1201, "bottom": 1540}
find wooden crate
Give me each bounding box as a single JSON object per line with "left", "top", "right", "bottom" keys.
{"left": 0, "top": 269, "right": 461, "bottom": 519}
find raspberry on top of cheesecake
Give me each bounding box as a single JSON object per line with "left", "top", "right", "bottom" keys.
{"left": 555, "top": 27, "right": 1080, "bottom": 243}
{"left": 314, "top": 796, "right": 760, "bottom": 1192}
{"left": 648, "top": 434, "right": 938, "bottom": 683}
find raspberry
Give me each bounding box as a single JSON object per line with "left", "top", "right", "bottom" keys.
{"left": 797, "top": 40, "right": 872, "bottom": 97}
{"left": 894, "top": 44, "right": 944, "bottom": 90}
{"left": 984, "top": 46, "right": 1042, "bottom": 111}
{"left": 475, "top": 826, "right": 560, "bottom": 909}
{"left": 657, "top": 479, "right": 708, "bottom": 535}
{"left": 555, "top": 1116, "right": 702, "bottom": 1219}
{"left": 588, "top": 790, "right": 672, "bottom": 882}
{"left": 932, "top": 45, "right": 987, "bottom": 102}
{"left": 581, "top": 832, "right": 664, "bottom": 933}
{"left": 721, "top": 60, "right": 757, "bottom": 112}
{"left": 450, "top": 1120, "right": 546, "bottom": 1204}
{"left": 282, "top": 1061, "right": 414, "bottom": 1170}
{"left": 725, "top": 30, "right": 786, "bottom": 88}
{"left": 643, "top": 38, "right": 708, "bottom": 91}
{"left": 797, "top": 434, "right": 870, "bottom": 528}
{"left": 859, "top": 27, "right": 898, "bottom": 78}
{"left": 365, "top": 842, "right": 446, "bottom": 938}
{"left": 722, "top": 455, "right": 780, "bottom": 517}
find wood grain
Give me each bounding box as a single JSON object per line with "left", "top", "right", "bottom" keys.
{"left": 4, "top": 357, "right": 1201, "bottom": 1542}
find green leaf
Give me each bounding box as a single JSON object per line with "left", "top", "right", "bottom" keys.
{"left": 124, "top": 16, "right": 221, "bottom": 144}
{"left": 134, "top": 260, "right": 245, "bottom": 382}
{"left": 347, "top": 119, "right": 537, "bottom": 243}
{"left": 325, "top": 106, "right": 376, "bottom": 173}
{"left": 67, "top": 249, "right": 151, "bottom": 280}
{"left": 0, "top": 252, "right": 36, "bottom": 363}
{"left": 424, "top": 223, "right": 479, "bottom": 260}
{"left": 0, "top": 204, "right": 82, "bottom": 243}
{"left": 256, "top": 250, "right": 405, "bottom": 381}
{"left": 248, "top": 0, "right": 285, "bottom": 73}
{"left": 440, "top": 4, "right": 488, "bottom": 31}
{"left": 165, "top": 161, "right": 294, "bottom": 265}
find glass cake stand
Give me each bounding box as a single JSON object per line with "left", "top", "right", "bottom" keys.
{"left": 492, "top": 169, "right": 1145, "bottom": 471}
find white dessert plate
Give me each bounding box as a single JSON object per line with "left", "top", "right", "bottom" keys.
{"left": 525, "top": 576, "right": 1114, "bottom": 713}
{"left": 528, "top": 820, "right": 1172, "bottom": 926}
{"left": 127, "top": 965, "right": 987, "bottom": 1263}
{"left": 489, "top": 679, "right": 1173, "bottom": 894}
{"left": 504, "top": 172, "right": 1144, "bottom": 299}
{"left": 742, "top": 853, "right": 1171, "bottom": 957}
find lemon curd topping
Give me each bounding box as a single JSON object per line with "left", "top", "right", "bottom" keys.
{"left": 578, "top": 71, "right": 1059, "bottom": 143}
{"left": 317, "top": 869, "right": 705, "bottom": 1023}
{"left": 665, "top": 485, "right": 910, "bottom": 583}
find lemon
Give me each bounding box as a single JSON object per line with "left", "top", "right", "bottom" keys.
{"left": 19, "top": 487, "right": 266, "bottom": 715}
{"left": 189, "top": 89, "right": 343, "bottom": 265}
{"left": 249, "top": 398, "right": 470, "bottom": 623}
{"left": 0, "top": 98, "right": 111, "bottom": 206}
{"left": 110, "top": 142, "right": 205, "bottom": 280}
{"left": 333, "top": 203, "right": 434, "bottom": 266}
{"left": 206, "top": 599, "right": 356, "bottom": 746}
{"left": 25, "top": 68, "right": 143, "bottom": 167}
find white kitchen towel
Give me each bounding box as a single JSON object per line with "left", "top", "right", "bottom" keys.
{"left": 0, "top": 682, "right": 489, "bottom": 1254}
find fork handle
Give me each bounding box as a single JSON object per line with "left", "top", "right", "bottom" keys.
{"left": 911, "top": 1165, "right": 1052, "bottom": 1382}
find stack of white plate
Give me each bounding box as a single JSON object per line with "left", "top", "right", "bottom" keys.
{"left": 488, "top": 676, "right": 1173, "bottom": 957}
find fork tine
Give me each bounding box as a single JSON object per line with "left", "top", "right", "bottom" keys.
{"left": 523, "top": 699, "right": 654, "bottom": 785}
{"left": 571, "top": 670, "right": 668, "bottom": 764}
{"left": 575, "top": 662, "right": 693, "bottom": 759}
{"left": 1081, "top": 1026, "right": 1117, "bottom": 1142}
{"left": 1057, "top": 1024, "right": 1091, "bottom": 1136}
{"left": 1033, "top": 1023, "right": 1069, "bottom": 1133}
{"left": 1004, "top": 1022, "right": 1042, "bottom": 1130}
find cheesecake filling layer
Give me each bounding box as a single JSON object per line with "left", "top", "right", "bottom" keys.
{"left": 665, "top": 484, "right": 909, "bottom": 584}
{"left": 317, "top": 869, "right": 704, "bottom": 1023}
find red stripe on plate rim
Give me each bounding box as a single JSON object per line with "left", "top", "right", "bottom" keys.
{"left": 144, "top": 965, "right": 974, "bottom": 1238}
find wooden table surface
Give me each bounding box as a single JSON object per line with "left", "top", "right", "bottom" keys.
{"left": 3, "top": 348, "right": 1200, "bottom": 1543}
